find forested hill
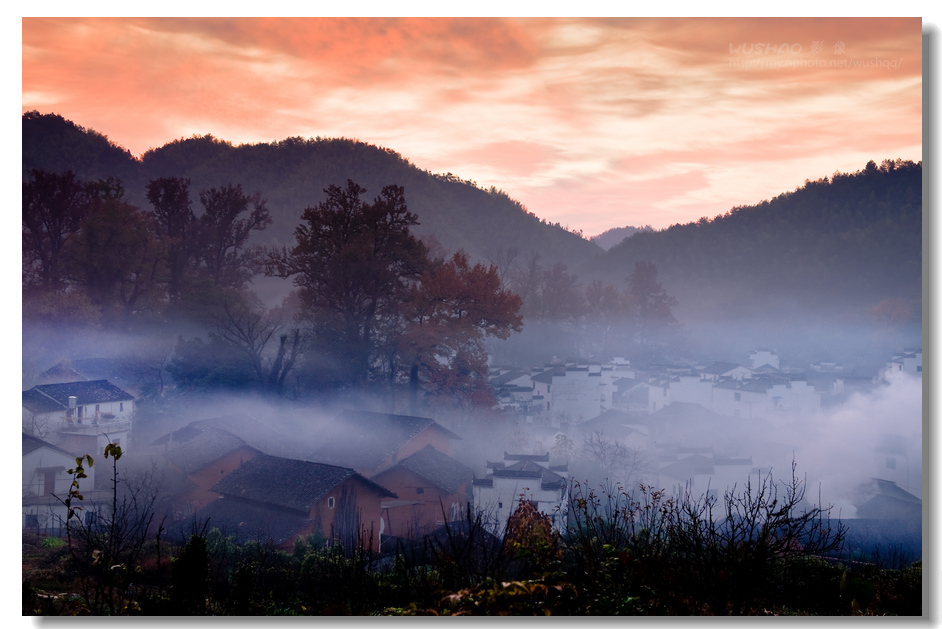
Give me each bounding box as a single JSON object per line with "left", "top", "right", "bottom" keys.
{"left": 583, "top": 159, "right": 922, "bottom": 323}
{"left": 22, "top": 111, "right": 601, "bottom": 269}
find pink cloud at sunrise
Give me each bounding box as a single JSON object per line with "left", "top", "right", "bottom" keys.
{"left": 22, "top": 17, "right": 923, "bottom": 236}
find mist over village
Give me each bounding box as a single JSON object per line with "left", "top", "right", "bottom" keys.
{"left": 21, "top": 17, "right": 924, "bottom": 617}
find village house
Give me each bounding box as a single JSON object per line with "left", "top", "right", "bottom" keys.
{"left": 23, "top": 380, "right": 134, "bottom": 455}
{"left": 884, "top": 348, "right": 922, "bottom": 383}
{"left": 711, "top": 374, "right": 820, "bottom": 419}
{"left": 748, "top": 349, "right": 780, "bottom": 371}
{"left": 472, "top": 452, "right": 569, "bottom": 537}
{"left": 182, "top": 454, "right": 396, "bottom": 551}
{"left": 151, "top": 423, "right": 262, "bottom": 517}
{"left": 371, "top": 444, "right": 474, "bottom": 539}
{"left": 309, "top": 410, "right": 462, "bottom": 477}
{"left": 699, "top": 361, "right": 753, "bottom": 382}
{"left": 22, "top": 433, "right": 101, "bottom": 534}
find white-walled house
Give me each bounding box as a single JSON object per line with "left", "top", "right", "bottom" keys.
{"left": 748, "top": 349, "right": 780, "bottom": 370}
{"left": 884, "top": 349, "right": 922, "bottom": 384}
{"left": 700, "top": 362, "right": 752, "bottom": 382}
{"left": 668, "top": 371, "right": 714, "bottom": 408}
{"left": 23, "top": 433, "right": 97, "bottom": 533}
{"left": 711, "top": 375, "right": 820, "bottom": 419}
{"left": 531, "top": 367, "right": 603, "bottom": 426}
{"left": 472, "top": 452, "right": 569, "bottom": 536}
{"left": 23, "top": 380, "right": 134, "bottom": 455}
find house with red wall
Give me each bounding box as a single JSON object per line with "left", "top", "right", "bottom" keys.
{"left": 158, "top": 425, "right": 262, "bottom": 515}
{"left": 187, "top": 454, "right": 396, "bottom": 552}
{"left": 370, "top": 444, "right": 473, "bottom": 539}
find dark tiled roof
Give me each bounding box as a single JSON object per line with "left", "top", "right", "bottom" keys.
{"left": 702, "top": 362, "right": 747, "bottom": 375}
{"left": 22, "top": 389, "right": 65, "bottom": 414}
{"left": 150, "top": 423, "right": 205, "bottom": 447}
{"left": 489, "top": 370, "right": 528, "bottom": 387}
{"left": 22, "top": 380, "right": 133, "bottom": 413}
{"left": 211, "top": 454, "right": 395, "bottom": 513}
{"left": 164, "top": 426, "right": 258, "bottom": 474}
{"left": 173, "top": 498, "right": 310, "bottom": 546}
{"left": 385, "top": 445, "right": 473, "bottom": 495}
{"left": 659, "top": 454, "right": 715, "bottom": 480}
{"left": 22, "top": 432, "right": 76, "bottom": 458}
{"left": 577, "top": 409, "right": 645, "bottom": 434}
{"left": 487, "top": 460, "right": 567, "bottom": 490}
{"left": 309, "top": 410, "right": 461, "bottom": 471}
{"left": 195, "top": 413, "right": 302, "bottom": 458}
{"left": 504, "top": 452, "right": 549, "bottom": 463}
{"left": 839, "top": 518, "right": 922, "bottom": 561}
{"left": 530, "top": 368, "right": 565, "bottom": 384}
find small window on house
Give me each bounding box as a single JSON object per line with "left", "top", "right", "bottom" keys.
{"left": 498, "top": 502, "right": 503, "bottom": 509}
{"left": 95, "top": 404, "right": 100, "bottom": 413}
{"left": 886, "top": 457, "right": 897, "bottom": 470}
{"left": 85, "top": 511, "right": 98, "bottom": 526}
{"left": 119, "top": 402, "right": 124, "bottom": 411}
{"left": 25, "top": 514, "right": 39, "bottom": 529}
{"left": 734, "top": 392, "right": 741, "bottom": 401}
{"left": 77, "top": 406, "right": 83, "bottom": 419}
{"left": 917, "top": 366, "right": 922, "bottom": 372}
{"left": 328, "top": 497, "right": 335, "bottom": 509}
{"left": 416, "top": 487, "right": 424, "bottom": 495}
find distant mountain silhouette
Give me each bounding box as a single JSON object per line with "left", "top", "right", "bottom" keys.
{"left": 590, "top": 225, "right": 653, "bottom": 250}
{"left": 23, "top": 112, "right": 921, "bottom": 328}
{"left": 22, "top": 111, "right": 602, "bottom": 270}
{"left": 582, "top": 159, "right": 922, "bottom": 324}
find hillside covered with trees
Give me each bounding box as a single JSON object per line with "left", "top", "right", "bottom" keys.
{"left": 582, "top": 159, "right": 922, "bottom": 326}
{"left": 23, "top": 111, "right": 601, "bottom": 271}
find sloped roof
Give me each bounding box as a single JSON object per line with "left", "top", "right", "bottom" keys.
{"left": 211, "top": 454, "right": 395, "bottom": 513}
{"left": 173, "top": 497, "right": 310, "bottom": 546}
{"left": 530, "top": 368, "right": 565, "bottom": 384}
{"left": 576, "top": 409, "right": 646, "bottom": 436}
{"left": 702, "top": 362, "right": 748, "bottom": 375}
{"left": 22, "top": 380, "right": 133, "bottom": 413}
{"left": 117, "top": 452, "right": 196, "bottom": 499}
{"left": 488, "top": 460, "right": 567, "bottom": 490}
{"left": 378, "top": 445, "right": 473, "bottom": 495}
{"left": 22, "top": 432, "right": 76, "bottom": 458}
{"left": 648, "top": 402, "right": 727, "bottom": 424}
{"left": 39, "top": 358, "right": 135, "bottom": 389}
{"left": 309, "top": 410, "right": 461, "bottom": 472}
{"left": 164, "top": 426, "right": 259, "bottom": 475}
{"left": 839, "top": 518, "right": 922, "bottom": 561}
{"left": 852, "top": 478, "right": 922, "bottom": 519}
{"left": 489, "top": 370, "right": 529, "bottom": 387}
{"left": 659, "top": 454, "right": 715, "bottom": 481}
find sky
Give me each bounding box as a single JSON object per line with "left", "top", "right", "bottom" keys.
{"left": 21, "top": 17, "right": 923, "bottom": 236}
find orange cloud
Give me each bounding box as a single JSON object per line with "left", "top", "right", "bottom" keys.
{"left": 22, "top": 17, "right": 923, "bottom": 234}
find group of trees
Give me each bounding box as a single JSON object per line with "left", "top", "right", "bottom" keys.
{"left": 264, "top": 180, "right": 523, "bottom": 410}
{"left": 23, "top": 169, "right": 271, "bottom": 328}
{"left": 23, "top": 164, "right": 680, "bottom": 409}
{"left": 485, "top": 246, "right": 681, "bottom": 363}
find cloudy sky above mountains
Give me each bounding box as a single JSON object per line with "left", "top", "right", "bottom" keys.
{"left": 22, "top": 17, "right": 922, "bottom": 235}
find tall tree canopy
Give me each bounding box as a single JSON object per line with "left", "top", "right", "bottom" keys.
{"left": 265, "top": 180, "right": 524, "bottom": 407}
{"left": 264, "top": 180, "right": 428, "bottom": 386}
